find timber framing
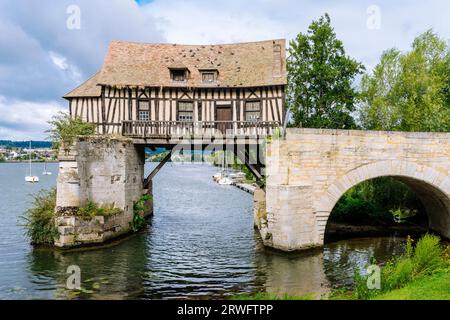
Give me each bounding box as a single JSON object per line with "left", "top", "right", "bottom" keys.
{"left": 63, "top": 39, "right": 287, "bottom": 138}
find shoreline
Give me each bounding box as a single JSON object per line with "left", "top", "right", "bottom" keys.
{"left": 325, "top": 222, "right": 428, "bottom": 242}
{"left": 0, "top": 160, "right": 58, "bottom": 163}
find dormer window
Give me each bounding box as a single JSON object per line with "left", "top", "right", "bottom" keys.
{"left": 170, "top": 69, "right": 187, "bottom": 82}
{"left": 201, "top": 71, "right": 216, "bottom": 84}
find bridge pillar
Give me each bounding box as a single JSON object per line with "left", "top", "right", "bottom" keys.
{"left": 257, "top": 184, "right": 322, "bottom": 251}
{"left": 55, "top": 136, "right": 149, "bottom": 248}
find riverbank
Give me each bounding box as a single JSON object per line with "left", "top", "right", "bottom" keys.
{"left": 238, "top": 270, "right": 450, "bottom": 300}
{"left": 232, "top": 182, "right": 256, "bottom": 195}
{"left": 373, "top": 271, "right": 450, "bottom": 300}
{"left": 325, "top": 222, "right": 428, "bottom": 242}
{"left": 329, "top": 270, "right": 450, "bottom": 300}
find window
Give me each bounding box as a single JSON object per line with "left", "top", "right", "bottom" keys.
{"left": 171, "top": 69, "right": 186, "bottom": 82}
{"left": 138, "top": 111, "right": 150, "bottom": 121}
{"left": 138, "top": 100, "right": 150, "bottom": 121}
{"left": 245, "top": 101, "right": 261, "bottom": 121}
{"left": 177, "top": 101, "right": 194, "bottom": 121}
{"left": 201, "top": 72, "right": 216, "bottom": 84}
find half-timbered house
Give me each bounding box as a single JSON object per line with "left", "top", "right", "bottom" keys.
{"left": 64, "top": 39, "right": 286, "bottom": 138}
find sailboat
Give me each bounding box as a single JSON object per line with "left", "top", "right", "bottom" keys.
{"left": 212, "top": 152, "right": 224, "bottom": 182}
{"left": 217, "top": 152, "right": 232, "bottom": 185}
{"left": 42, "top": 162, "right": 52, "bottom": 175}
{"left": 25, "top": 141, "right": 39, "bottom": 183}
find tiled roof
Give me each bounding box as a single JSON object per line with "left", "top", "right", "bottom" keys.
{"left": 97, "top": 39, "right": 286, "bottom": 88}
{"left": 63, "top": 72, "right": 101, "bottom": 98}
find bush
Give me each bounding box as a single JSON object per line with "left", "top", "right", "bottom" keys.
{"left": 22, "top": 189, "right": 123, "bottom": 245}
{"left": 130, "top": 194, "right": 151, "bottom": 232}
{"left": 47, "top": 112, "right": 96, "bottom": 150}
{"left": 412, "top": 234, "right": 446, "bottom": 276}
{"left": 22, "top": 188, "right": 59, "bottom": 245}
{"left": 352, "top": 234, "right": 447, "bottom": 299}
{"left": 381, "top": 258, "right": 414, "bottom": 291}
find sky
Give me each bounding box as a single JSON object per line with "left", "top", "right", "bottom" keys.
{"left": 0, "top": 0, "right": 449, "bottom": 140}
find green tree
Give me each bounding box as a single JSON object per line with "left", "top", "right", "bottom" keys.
{"left": 47, "top": 112, "right": 96, "bottom": 150}
{"left": 287, "top": 14, "right": 365, "bottom": 129}
{"left": 360, "top": 30, "right": 450, "bottom": 132}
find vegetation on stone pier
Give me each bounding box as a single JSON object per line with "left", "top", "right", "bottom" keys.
{"left": 22, "top": 188, "right": 124, "bottom": 245}
{"left": 22, "top": 188, "right": 59, "bottom": 245}
{"left": 77, "top": 201, "right": 123, "bottom": 219}
{"left": 130, "top": 194, "right": 152, "bottom": 232}
{"left": 330, "top": 234, "right": 450, "bottom": 300}
{"left": 47, "top": 111, "right": 96, "bottom": 150}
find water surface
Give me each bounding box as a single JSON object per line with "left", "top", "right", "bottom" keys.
{"left": 0, "top": 162, "right": 409, "bottom": 299}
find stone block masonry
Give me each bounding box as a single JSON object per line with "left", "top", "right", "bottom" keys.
{"left": 55, "top": 136, "right": 150, "bottom": 248}
{"left": 254, "top": 128, "right": 450, "bottom": 251}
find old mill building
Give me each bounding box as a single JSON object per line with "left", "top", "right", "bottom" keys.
{"left": 63, "top": 39, "right": 287, "bottom": 137}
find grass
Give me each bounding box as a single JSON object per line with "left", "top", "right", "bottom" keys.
{"left": 373, "top": 271, "right": 450, "bottom": 300}
{"left": 231, "top": 292, "right": 314, "bottom": 300}
{"left": 335, "top": 234, "right": 450, "bottom": 300}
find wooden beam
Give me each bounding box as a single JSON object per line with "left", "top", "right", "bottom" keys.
{"left": 234, "top": 148, "right": 263, "bottom": 182}
{"left": 101, "top": 86, "right": 106, "bottom": 133}
{"left": 143, "top": 151, "right": 172, "bottom": 189}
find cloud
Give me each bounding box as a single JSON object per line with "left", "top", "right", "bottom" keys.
{"left": 0, "top": 96, "right": 65, "bottom": 140}
{"left": 0, "top": 0, "right": 166, "bottom": 139}
{"left": 0, "top": 0, "right": 165, "bottom": 102}
{"left": 49, "top": 51, "right": 82, "bottom": 83}
{"left": 1, "top": 0, "right": 450, "bottom": 140}
{"left": 143, "top": 0, "right": 450, "bottom": 69}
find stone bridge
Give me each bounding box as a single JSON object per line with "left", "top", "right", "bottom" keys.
{"left": 255, "top": 128, "right": 450, "bottom": 251}
{"left": 55, "top": 128, "right": 449, "bottom": 251}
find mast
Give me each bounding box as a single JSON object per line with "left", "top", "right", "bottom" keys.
{"left": 29, "top": 141, "right": 32, "bottom": 176}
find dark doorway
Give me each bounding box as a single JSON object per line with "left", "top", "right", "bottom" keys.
{"left": 215, "top": 105, "right": 232, "bottom": 133}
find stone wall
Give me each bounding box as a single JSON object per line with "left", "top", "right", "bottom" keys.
{"left": 55, "top": 136, "right": 149, "bottom": 248}
{"left": 258, "top": 128, "right": 450, "bottom": 251}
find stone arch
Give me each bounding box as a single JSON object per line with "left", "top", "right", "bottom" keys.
{"left": 314, "top": 160, "right": 450, "bottom": 242}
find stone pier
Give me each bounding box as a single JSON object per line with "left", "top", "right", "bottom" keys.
{"left": 55, "top": 136, "right": 150, "bottom": 248}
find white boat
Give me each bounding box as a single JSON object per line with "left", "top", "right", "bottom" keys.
{"left": 42, "top": 163, "right": 52, "bottom": 175}
{"left": 25, "top": 175, "right": 40, "bottom": 183}
{"left": 217, "top": 176, "right": 233, "bottom": 185}
{"left": 212, "top": 172, "right": 222, "bottom": 182}
{"left": 25, "top": 141, "right": 39, "bottom": 183}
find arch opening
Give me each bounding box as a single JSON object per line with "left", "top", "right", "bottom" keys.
{"left": 317, "top": 161, "right": 450, "bottom": 244}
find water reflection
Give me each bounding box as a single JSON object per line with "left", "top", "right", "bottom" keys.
{"left": 28, "top": 233, "right": 149, "bottom": 299}
{"left": 255, "top": 243, "right": 329, "bottom": 298}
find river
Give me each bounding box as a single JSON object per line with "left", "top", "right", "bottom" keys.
{"left": 0, "top": 162, "right": 410, "bottom": 299}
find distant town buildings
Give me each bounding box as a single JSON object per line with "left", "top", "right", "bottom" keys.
{"left": 0, "top": 146, "right": 56, "bottom": 162}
